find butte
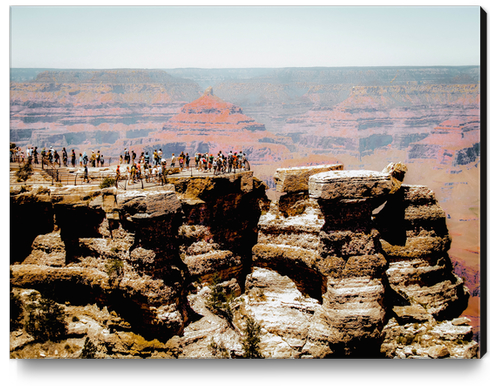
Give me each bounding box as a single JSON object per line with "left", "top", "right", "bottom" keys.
{"left": 146, "top": 87, "right": 289, "bottom": 162}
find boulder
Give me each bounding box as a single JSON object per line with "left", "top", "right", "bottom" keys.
{"left": 428, "top": 345, "right": 450, "bottom": 359}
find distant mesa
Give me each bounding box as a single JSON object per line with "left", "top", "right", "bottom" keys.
{"left": 146, "top": 88, "right": 289, "bottom": 162}
{"left": 408, "top": 120, "right": 480, "bottom": 166}
{"left": 163, "top": 88, "right": 266, "bottom": 133}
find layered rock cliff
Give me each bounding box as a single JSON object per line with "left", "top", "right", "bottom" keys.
{"left": 9, "top": 163, "right": 477, "bottom": 358}
{"left": 146, "top": 87, "right": 291, "bottom": 163}
{"left": 9, "top": 69, "right": 201, "bottom": 156}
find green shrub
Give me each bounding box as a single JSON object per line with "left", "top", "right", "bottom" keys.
{"left": 208, "top": 337, "right": 230, "bottom": 358}
{"left": 16, "top": 163, "right": 33, "bottom": 182}
{"left": 241, "top": 316, "right": 263, "bottom": 359}
{"left": 24, "top": 297, "right": 67, "bottom": 342}
{"left": 99, "top": 177, "right": 116, "bottom": 189}
{"left": 79, "top": 337, "right": 98, "bottom": 359}
{"left": 105, "top": 258, "right": 124, "bottom": 278}
{"left": 205, "top": 275, "right": 235, "bottom": 325}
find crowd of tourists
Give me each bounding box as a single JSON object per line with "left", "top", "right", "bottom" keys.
{"left": 114, "top": 148, "right": 249, "bottom": 184}
{"left": 11, "top": 144, "right": 250, "bottom": 185}
{"left": 119, "top": 148, "right": 249, "bottom": 176}
{"left": 10, "top": 145, "right": 107, "bottom": 168}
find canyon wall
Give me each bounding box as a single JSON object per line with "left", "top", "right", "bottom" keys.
{"left": 10, "top": 66, "right": 481, "bottom": 342}
{"left": 10, "top": 164, "right": 478, "bottom": 358}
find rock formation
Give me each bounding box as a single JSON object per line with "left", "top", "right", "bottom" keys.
{"left": 9, "top": 69, "right": 201, "bottom": 157}
{"left": 146, "top": 87, "right": 290, "bottom": 163}
{"left": 9, "top": 162, "right": 477, "bottom": 359}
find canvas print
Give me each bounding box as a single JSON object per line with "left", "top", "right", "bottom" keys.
{"left": 9, "top": 6, "right": 483, "bottom": 359}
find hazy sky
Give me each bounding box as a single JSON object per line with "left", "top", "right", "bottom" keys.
{"left": 10, "top": 5, "right": 481, "bottom": 69}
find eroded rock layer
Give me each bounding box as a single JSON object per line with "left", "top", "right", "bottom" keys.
{"left": 10, "top": 172, "right": 268, "bottom": 344}
{"left": 250, "top": 163, "right": 473, "bottom": 358}
{"left": 10, "top": 163, "right": 475, "bottom": 358}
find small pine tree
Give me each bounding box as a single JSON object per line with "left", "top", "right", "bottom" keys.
{"left": 105, "top": 257, "right": 124, "bottom": 285}
{"left": 24, "top": 297, "right": 67, "bottom": 342}
{"left": 205, "top": 275, "right": 235, "bottom": 325}
{"left": 241, "top": 316, "right": 263, "bottom": 359}
{"left": 80, "top": 337, "right": 98, "bottom": 359}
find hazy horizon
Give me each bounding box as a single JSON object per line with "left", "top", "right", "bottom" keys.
{"left": 10, "top": 6, "right": 481, "bottom": 69}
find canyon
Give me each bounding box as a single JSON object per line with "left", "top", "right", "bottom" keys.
{"left": 9, "top": 66, "right": 481, "bottom": 356}
{"left": 9, "top": 161, "right": 478, "bottom": 358}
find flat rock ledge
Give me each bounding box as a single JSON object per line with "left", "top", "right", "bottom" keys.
{"left": 274, "top": 164, "right": 343, "bottom": 194}
{"left": 309, "top": 170, "right": 392, "bottom": 200}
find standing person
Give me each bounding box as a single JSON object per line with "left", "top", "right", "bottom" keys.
{"left": 62, "top": 147, "right": 68, "bottom": 167}
{"left": 227, "top": 153, "right": 233, "bottom": 173}
{"left": 54, "top": 150, "right": 60, "bottom": 166}
{"left": 26, "top": 146, "right": 32, "bottom": 164}
{"left": 33, "top": 147, "right": 39, "bottom": 165}
{"left": 243, "top": 153, "right": 249, "bottom": 170}
{"left": 153, "top": 149, "right": 159, "bottom": 165}
{"left": 132, "top": 150, "right": 136, "bottom": 164}
{"left": 100, "top": 154, "right": 104, "bottom": 167}
{"left": 96, "top": 151, "right": 101, "bottom": 167}
{"left": 179, "top": 152, "right": 184, "bottom": 171}
{"left": 185, "top": 153, "right": 190, "bottom": 170}
{"left": 71, "top": 149, "right": 76, "bottom": 167}
{"left": 83, "top": 164, "right": 89, "bottom": 183}
{"left": 238, "top": 151, "right": 243, "bottom": 170}
{"left": 170, "top": 153, "right": 176, "bottom": 168}
{"left": 79, "top": 153, "right": 83, "bottom": 167}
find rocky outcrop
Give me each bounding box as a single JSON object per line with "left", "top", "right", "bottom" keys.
{"left": 374, "top": 184, "right": 470, "bottom": 323}
{"left": 10, "top": 162, "right": 476, "bottom": 359}
{"left": 10, "top": 171, "right": 268, "bottom": 346}
{"left": 10, "top": 70, "right": 202, "bottom": 157}
{"left": 380, "top": 316, "right": 478, "bottom": 359}
{"left": 248, "top": 163, "right": 474, "bottom": 358}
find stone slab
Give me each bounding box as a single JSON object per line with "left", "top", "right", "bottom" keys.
{"left": 309, "top": 170, "right": 392, "bottom": 200}
{"left": 274, "top": 164, "right": 343, "bottom": 194}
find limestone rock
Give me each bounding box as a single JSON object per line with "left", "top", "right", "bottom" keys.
{"left": 274, "top": 164, "right": 343, "bottom": 194}
{"left": 23, "top": 231, "right": 66, "bottom": 266}
{"left": 382, "top": 162, "right": 408, "bottom": 194}
{"left": 239, "top": 267, "right": 321, "bottom": 358}
{"left": 428, "top": 345, "right": 450, "bottom": 358}
{"left": 380, "top": 316, "right": 478, "bottom": 359}
{"left": 309, "top": 170, "right": 392, "bottom": 200}
{"left": 378, "top": 185, "right": 469, "bottom": 321}
{"left": 317, "top": 276, "right": 387, "bottom": 354}
{"left": 117, "top": 189, "right": 182, "bottom": 221}
{"left": 184, "top": 251, "right": 242, "bottom": 283}
{"left": 9, "top": 163, "right": 477, "bottom": 359}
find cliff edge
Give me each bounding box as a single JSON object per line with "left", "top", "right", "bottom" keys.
{"left": 9, "top": 165, "right": 477, "bottom": 359}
